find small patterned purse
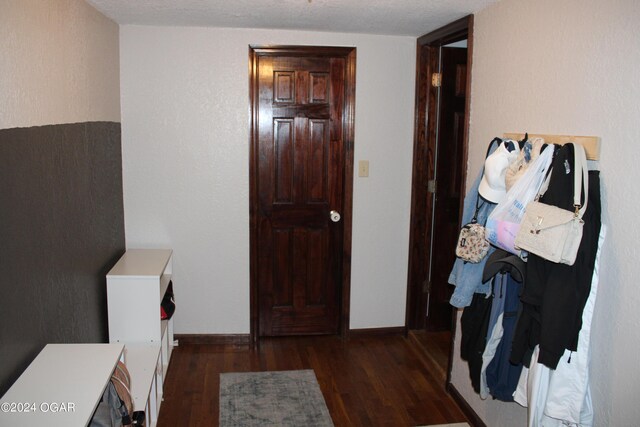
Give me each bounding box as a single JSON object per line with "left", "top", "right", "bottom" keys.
{"left": 456, "top": 193, "right": 490, "bottom": 263}
{"left": 455, "top": 138, "right": 498, "bottom": 263}
{"left": 456, "top": 219, "right": 490, "bottom": 263}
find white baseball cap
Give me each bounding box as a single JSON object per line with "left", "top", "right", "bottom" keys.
{"left": 478, "top": 140, "right": 519, "bottom": 203}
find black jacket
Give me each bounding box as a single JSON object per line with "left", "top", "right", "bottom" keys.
{"left": 511, "top": 144, "right": 602, "bottom": 369}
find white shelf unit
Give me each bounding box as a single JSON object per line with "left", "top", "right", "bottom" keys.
{"left": 0, "top": 343, "right": 124, "bottom": 427}
{"left": 107, "top": 249, "right": 175, "bottom": 426}
{"left": 123, "top": 343, "right": 163, "bottom": 427}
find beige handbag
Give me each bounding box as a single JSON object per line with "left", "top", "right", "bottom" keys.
{"left": 514, "top": 143, "right": 588, "bottom": 265}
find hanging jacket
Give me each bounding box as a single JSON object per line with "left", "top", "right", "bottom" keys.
{"left": 460, "top": 292, "right": 493, "bottom": 394}
{"left": 486, "top": 273, "right": 523, "bottom": 401}
{"left": 449, "top": 139, "right": 500, "bottom": 308}
{"left": 479, "top": 249, "right": 526, "bottom": 400}
{"left": 513, "top": 226, "right": 605, "bottom": 427}
{"left": 479, "top": 273, "right": 507, "bottom": 399}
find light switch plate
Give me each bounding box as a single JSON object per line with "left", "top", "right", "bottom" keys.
{"left": 358, "top": 160, "right": 369, "bottom": 177}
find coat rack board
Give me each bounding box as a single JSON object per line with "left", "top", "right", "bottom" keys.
{"left": 503, "top": 133, "right": 600, "bottom": 161}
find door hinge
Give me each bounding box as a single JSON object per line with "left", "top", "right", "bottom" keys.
{"left": 427, "top": 179, "right": 437, "bottom": 194}
{"left": 432, "top": 72, "right": 442, "bottom": 88}
{"left": 423, "top": 279, "right": 432, "bottom": 293}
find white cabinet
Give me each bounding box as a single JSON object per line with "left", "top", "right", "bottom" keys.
{"left": 106, "top": 249, "right": 175, "bottom": 427}
{"left": 123, "top": 343, "right": 164, "bottom": 427}
{"left": 0, "top": 343, "right": 124, "bottom": 427}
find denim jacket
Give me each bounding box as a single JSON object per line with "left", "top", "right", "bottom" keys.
{"left": 448, "top": 139, "right": 500, "bottom": 308}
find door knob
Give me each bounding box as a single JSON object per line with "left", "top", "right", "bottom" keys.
{"left": 330, "top": 210, "right": 341, "bottom": 223}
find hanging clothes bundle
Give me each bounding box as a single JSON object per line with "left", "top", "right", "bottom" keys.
{"left": 450, "top": 133, "right": 603, "bottom": 427}
{"left": 449, "top": 136, "right": 530, "bottom": 307}
{"left": 510, "top": 142, "right": 602, "bottom": 369}
{"left": 514, "top": 226, "right": 606, "bottom": 427}
{"left": 470, "top": 248, "right": 526, "bottom": 402}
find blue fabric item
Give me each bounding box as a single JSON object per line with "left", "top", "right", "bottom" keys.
{"left": 448, "top": 140, "right": 499, "bottom": 308}
{"left": 479, "top": 273, "right": 508, "bottom": 399}
{"left": 523, "top": 140, "right": 533, "bottom": 162}
{"left": 486, "top": 274, "right": 523, "bottom": 402}
{"left": 487, "top": 274, "right": 507, "bottom": 338}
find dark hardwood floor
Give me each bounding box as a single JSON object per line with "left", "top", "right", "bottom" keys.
{"left": 408, "top": 330, "right": 451, "bottom": 382}
{"left": 158, "top": 334, "right": 468, "bottom": 427}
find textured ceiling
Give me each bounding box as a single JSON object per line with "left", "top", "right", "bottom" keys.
{"left": 86, "top": 0, "right": 499, "bottom": 36}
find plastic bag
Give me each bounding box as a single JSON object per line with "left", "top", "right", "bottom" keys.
{"left": 485, "top": 145, "right": 553, "bottom": 254}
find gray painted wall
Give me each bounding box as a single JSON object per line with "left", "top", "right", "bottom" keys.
{"left": 0, "top": 122, "right": 125, "bottom": 396}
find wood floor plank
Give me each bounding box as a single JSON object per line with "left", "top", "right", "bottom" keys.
{"left": 158, "top": 335, "right": 469, "bottom": 427}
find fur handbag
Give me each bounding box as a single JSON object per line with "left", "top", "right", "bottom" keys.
{"left": 514, "top": 143, "right": 588, "bottom": 265}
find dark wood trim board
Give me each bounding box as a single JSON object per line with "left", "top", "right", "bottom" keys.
{"left": 175, "top": 334, "right": 251, "bottom": 346}
{"left": 348, "top": 326, "right": 406, "bottom": 337}
{"left": 446, "top": 382, "right": 487, "bottom": 427}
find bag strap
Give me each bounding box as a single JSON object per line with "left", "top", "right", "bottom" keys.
{"left": 574, "top": 143, "right": 589, "bottom": 218}
{"left": 536, "top": 143, "right": 588, "bottom": 218}
{"left": 111, "top": 374, "right": 132, "bottom": 398}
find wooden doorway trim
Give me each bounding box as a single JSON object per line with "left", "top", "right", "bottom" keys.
{"left": 249, "top": 45, "right": 356, "bottom": 346}
{"left": 405, "top": 15, "right": 473, "bottom": 381}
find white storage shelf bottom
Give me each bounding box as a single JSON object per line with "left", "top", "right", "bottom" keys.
{"left": 0, "top": 344, "right": 124, "bottom": 427}
{"left": 124, "top": 343, "right": 163, "bottom": 427}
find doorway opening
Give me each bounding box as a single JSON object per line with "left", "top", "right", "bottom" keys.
{"left": 405, "top": 16, "right": 473, "bottom": 383}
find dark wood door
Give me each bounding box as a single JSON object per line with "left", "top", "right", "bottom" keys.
{"left": 251, "top": 48, "right": 354, "bottom": 337}
{"left": 426, "top": 46, "right": 468, "bottom": 331}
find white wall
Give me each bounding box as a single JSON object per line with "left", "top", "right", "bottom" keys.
{"left": 452, "top": 0, "right": 640, "bottom": 425}
{"left": 0, "top": 0, "right": 120, "bottom": 128}
{"left": 119, "top": 26, "right": 415, "bottom": 333}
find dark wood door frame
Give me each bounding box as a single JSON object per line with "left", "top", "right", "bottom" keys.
{"left": 249, "top": 45, "right": 356, "bottom": 346}
{"left": 405, "top": 15, "right": 473, "bottom": 381}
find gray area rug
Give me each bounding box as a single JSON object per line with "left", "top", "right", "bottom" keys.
{"left": 219, "top": 369, "right": 334, "bottom": 426}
